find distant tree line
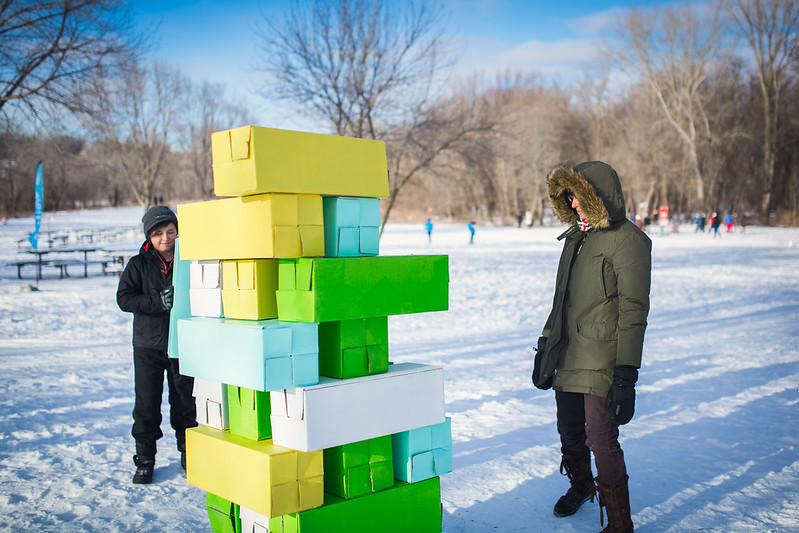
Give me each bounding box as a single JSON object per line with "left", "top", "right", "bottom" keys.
{"left": 1, "top": 0, "right": 797, "bottom": 227}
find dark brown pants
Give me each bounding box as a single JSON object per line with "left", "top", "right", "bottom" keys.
{"left": 556, "top": 390, "right": 627, "bottom": 486}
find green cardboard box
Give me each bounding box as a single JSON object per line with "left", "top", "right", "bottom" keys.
{"left": 323, "top": 435, "right": 393, "bottom": 499}
{"left": 318, "top": 317, "right": 389, "bottom": 379}
{"left": 228, "top": 386, "right": 272, "bottom": 441}
{"left": 276, "top": 256, "right": 449, "bottom": 322}
{"left": 269, "top": 477, "right": 441, "bottom": 533}
{"left": 206, "top": 492, "right": 241, "bottom": 533}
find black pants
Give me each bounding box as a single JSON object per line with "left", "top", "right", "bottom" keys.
{"left": 556, "top": 390, "right": 627, "bottom": 485}
{"left": 132, "top": 346, "right": 197, "bottom": 454}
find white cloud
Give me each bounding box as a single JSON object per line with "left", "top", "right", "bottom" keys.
{"left": 452, "top": 35, "right": 602, "bottom": 82}
{"left": 565, "top": 6, "right": 630, "bottom": 35}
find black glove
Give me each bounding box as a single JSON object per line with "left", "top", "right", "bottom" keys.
{"left": 160, "top": 285, "right": 174, "bottom": 311}
{"left": 606, "top": 366, "right": 638, "bottom": 425}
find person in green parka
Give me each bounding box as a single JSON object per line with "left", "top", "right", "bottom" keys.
{"left": 533, "top": 161, "right": 651, "bottom": 533}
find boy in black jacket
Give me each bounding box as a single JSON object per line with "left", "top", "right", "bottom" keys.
{"left": 117, "top": 206, "right": 197, "bottom": 484}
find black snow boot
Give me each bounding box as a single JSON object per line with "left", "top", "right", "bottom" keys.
{"left": 597, "top": 475, "right": 634, "bottom": 532}
{"left": 132, "top": 441, "right": 156, "bottom": 485}
{"left": 177, "top": 439, "right": 187, "bottom": 471}
{"left": 553, "top": 453, "right": 596, "bottom": 517}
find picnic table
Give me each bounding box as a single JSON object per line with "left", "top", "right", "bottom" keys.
{"left": 15, "top": 246, "right": 111, "bottom": 280}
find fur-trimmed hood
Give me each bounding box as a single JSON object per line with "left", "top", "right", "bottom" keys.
{"left": 547, "top": 161, "right": 627, "bottom": 229}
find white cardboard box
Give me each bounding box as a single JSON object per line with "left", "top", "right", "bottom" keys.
{"left": 239, "top": 505, "right": 270, "bottom": 533}
{"left": 190, "top": 260, "right": 222, "bottom": 317}
{"left": 270, "top": 362, "right": 445, "bottom": 452}
{"left": 192, "top": 377, "right": 229, "bottom": 430}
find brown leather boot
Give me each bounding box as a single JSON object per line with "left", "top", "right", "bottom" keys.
{"left": 596, "top": 475, "right": 634, "bottom": 532}
{"left": 553, "top": 453, "right": 596, "bottom": 517}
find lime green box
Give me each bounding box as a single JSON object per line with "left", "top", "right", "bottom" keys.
{"left": 269, "top": 477, "right": 441, "bottom": 533}
{"left": 228, "top": 386, "right": 272, "bottom": 441}
{"left": 318, "top": 317, "right": 389, "bottom": 379}
{"left": 323, "top": 435, "right": 393, "bottom": 499}
{"left": 212, "top": 126, "right": 389, "bottom": 198}
{"left": 276, "top": 256, "right": 449, "bottom": 322}
{"left": 206, "top": 492, "right": 240, "bottom": 533}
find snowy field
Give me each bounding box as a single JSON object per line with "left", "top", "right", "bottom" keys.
{"left": 1, "top": 206, "right": 798, "bottom": 532}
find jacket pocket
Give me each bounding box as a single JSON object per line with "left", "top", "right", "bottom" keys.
{"left": 593, "top": 256, "right": 617, "bottom": 301}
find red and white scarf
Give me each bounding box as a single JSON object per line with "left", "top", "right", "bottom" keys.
{"left": 578, "top": 219, "right": 592, "bottom": 232}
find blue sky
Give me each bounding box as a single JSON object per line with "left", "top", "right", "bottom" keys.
{"left": 130, "top": 0, "right": 645, "bottom": 129}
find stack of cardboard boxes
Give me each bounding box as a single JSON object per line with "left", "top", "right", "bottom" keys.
{"left": 168, "top": 126, "right": 452, "bottom": 533}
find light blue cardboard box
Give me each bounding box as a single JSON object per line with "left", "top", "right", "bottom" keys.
{"left": 392, "top": 417, "right": 452, "bottom": 483}
{"left": 323, "top": 197, "right": 380, "bottom": 257}
{"left": 177, "top": 317, "right": 318, "bottom": 391}
{"left": 168, "top": 239, "right": 192, "bottom": 359}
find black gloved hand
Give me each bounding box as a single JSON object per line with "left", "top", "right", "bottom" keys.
{"left": 606, "top": 366, "right": 638, "bottom": 425}
{"left": 160, "top": 285, "right": 174, "bottom": 311}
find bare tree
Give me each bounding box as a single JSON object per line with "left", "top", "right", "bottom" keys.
{"left": 607, "top": 2, "right": 724, "bottom": 209}
{"left": 726, "top": 0, "right": 799, "bottom": 222}
{"left": 254, "top": 0, "right": 501, "bottom": 230}
{"left": 0, "top": 0, "right": 139, "bottom": 126}
{"left": 183, "top": 81, "right": 251, "bottom": 199}
{"left": 381, "top": 82, "right": 497, "bottom": 231}
{"left": 81, "top": 60, "right": 187, "bottom": 209}
{"left": 256, "top": 0, "right": 448, "bottom": 139}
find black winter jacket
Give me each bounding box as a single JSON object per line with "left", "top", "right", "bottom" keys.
{"left": 117, "top": 240, "right": 173, "bottom": 349}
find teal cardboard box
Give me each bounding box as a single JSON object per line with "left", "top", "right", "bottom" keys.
{"left": 206, "top": 492, "right": 240, "bottom": 533}
{"left": 318, "top": 317, "right": 389, "bottom": 379}
{"left": 323, "top": 197, "right": 380, "bottom": 257}
{"left": 276, "top": 255, "right": 449, "bottom": 322}
{"left": 323, "top": 435, "right": 393, "bottom": 499}
{"left": 228, "top": 386, "right": 272, "bottom": 441}
{"left": 393, "top": 418, "right": 452, "bottom": 483}
{"left": 167, "top": 239, "right": 191, "bottom": 359}
{"left": 178, "top": 317, "right": 318, "bottom": 391}
{"left": 269, "top": 477, "right": 441, "bottom": 533}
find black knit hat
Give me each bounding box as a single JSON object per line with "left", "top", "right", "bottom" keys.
{"left": 142, "top": 205, "right": 177, "bottom": 237}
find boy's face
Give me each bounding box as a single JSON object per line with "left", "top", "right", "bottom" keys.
{"left": 149, "top": 222, "right": 177, "bottom": 255}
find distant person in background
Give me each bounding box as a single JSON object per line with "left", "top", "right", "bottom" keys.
{"left": 533, "top": 162, "right": 651, "bottom": 533}
{"left": 725, "top": 212, "right": 734, "bottom": 233}
{"left": 739, "top": 213, "right": 747, "bottom": 233}
{"left": 695, "top": 214, "right": 706, "bottom": 232}
{"left": 116, "top": 206, "right": 197, "bottom": 485}
{"left": 710, "top": 212, "right": 721, "bottom": 238}
{"left": 425, "top": 218, "right": 433, "bottom": 243}
{"left": 467, "top": 221, "right": 475, "bottom": 244}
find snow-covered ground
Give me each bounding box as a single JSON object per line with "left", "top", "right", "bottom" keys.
{"left": 1, "top": 206, "right": 797, "bottom": 532}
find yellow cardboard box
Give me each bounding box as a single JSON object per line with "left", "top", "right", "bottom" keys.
{"left": 212, "top": 126, "right": 389, "bottom": 198}
{"left": 221, "top": 259, "right": 279, "bottom": 320}
{"left": 178, "top": 194, "right": 325, "bottom": 260}
{"left": 186, "top": 426, "right": 323, "bottom": 518}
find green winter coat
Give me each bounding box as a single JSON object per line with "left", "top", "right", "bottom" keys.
{"left": 535, "top": 161, "right": 652, "bottom": 397}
